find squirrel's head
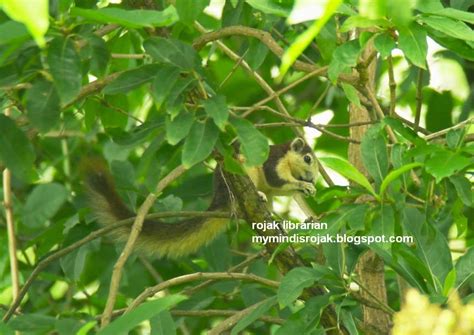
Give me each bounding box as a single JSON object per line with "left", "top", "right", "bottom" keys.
{"left": 287, "top": 137, "right": 318, "bottom": 184}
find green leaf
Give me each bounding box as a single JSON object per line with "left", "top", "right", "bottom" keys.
{"left": 361, "top": 125, "right": 389, "bottom": 186}
{"left": 341, "top": 83, "right": 360, "bottom": 107}
{"left": 182, "top": 120, "right": 219, "bottom": 168}
{"left": 398, "top": 23, "right": 428, "bottom": 69}
{"left": 278, "top": 267, "right": 326, "bottom": 307}
{"left": 97, "top": 295, "right": 187, "bottom": 335}
{"left": 0, "top": 323, "right": 13, "bottom": 335}
{"left": 245, "top": 38, "right": 269, "bottom": 70}
{"left": 86, "top": 34, "right": 110, "bottom": 77}
{"left": 231, "top": 118, "right": 269, "bottom": 167}
{"left": 425, "top": 150, "right": 472, "bottom": 183}
{"left": 420, "top": 15, "right": 474, "bottom": 41}
{"left": 443, "top": 268, "right": 457, "bottom": 296}
{"left": 70, "top": 6, "right": 178, "bottom": 28}
{"left": 428, "top": 7, "right": 474, "bottom": 24}
{"left": 279, "top": 0, "right": 342, "bottom": 79}
{"left": 144, "top": 37, "right": 199, "bottom": 70}
{"left": 371, "top": 205, "right": 394, "bottom": 249}
{"left": 231, "top": 297, "right": 277, "bottom": 335}
{"left": 0, "top": 114, "right": 36, "bottom": 182}
{"left": 104, "top": 64, "right": 160, "bottom": 94}
{"left": 175, "top": 0, "right": 208, "bottom": 25}
{"left": 166, "top": 111, "right": 194, "bottom": 145}
{"left": 150, "top": 65, "right": 181, "bottom": 107}
{"left": 150, "top": 311, "right": 176, "bottom": 335}
{"left": 47, "top": 36, "right": 82, "bottom": 104}
{"left": 0, "top": 20, "right": 29, "bottom": 46}
{"left": 203, "top": 95, "right": 229, "bottom": 131}
{"left": 359, "top": 0, "right": 386, "bottom": 19}
{"left": 26, "top": 79, "right": 61, "bottom": 132}
{"left": 402, "top": 208, "right": 453, "bottom": 292}
{"left": 374, "top": 32, "right": 396, "bottom": 58}
{"left": 379, "top": 162, "right": 423, "bottom": 197}
{"left": 340, "top": 15, "right": 391, "bottom": 32}
{"left": 387, "top": 0, "right": 414, "bottom": 27}
{"left": 328, "top": 40, "right": 361, "bottom": 82}
{"left": 450, "top": 0, "right": 474, "bottom": 11}
{"left": 0, "top": 0, "right": 49, "bottom": 47}
{"left": 8, "top": 314, "right": 56, "bottom": 332}
{"left": 455, "top": 247, "right": 474, "bottom": 289}
{"left": 319, "top": 157, "right": 377, "bottom": 198}
{"left": 427, "top": 28, "right": 474, "bottom": 61}
{"left": 165, "top": 77, "right": 196, "bottom": 119}
{"left": 449, "top": 175, "right": 473, "bottom": 207}
{"left": 383, "top": 117, "right": 419, "bottom": 143}
{"left": 22, "top": 183, "right": 68, "bottom": 228}
{"left": 245, "top": 0, "right": 291, "bottom": 17}
{"left": 275, "top": 295, "right": 330, "bottom": 335}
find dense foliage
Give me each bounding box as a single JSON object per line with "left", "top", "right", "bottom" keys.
{"left": 0, "top": 0, "right": 473, "bottom": 334}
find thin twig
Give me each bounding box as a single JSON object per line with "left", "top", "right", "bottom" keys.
{"left": 183, "top": 251, "right": 266, "bottom": 296}
{"left": 172, "top": 309, "right": 284, "bottom": 325}
{"left": 62, "top": 72, "right": 123, "bottom": 110}
{"left": 365, "top": 87, "right": 397, "bottom": 143}
{"left": 393, "top": 113, "right": 430, "bottom": 135}
{"left": 387, "top": 55, "right": 396, "bottom": 116}
{"left": 309, "top": 82, "right": 331, "bottom": 115}
{"left": 126, "top": 272, "right": 279, "bottom": 313}
{"left": 77, "top": 24, "right": 120, "bottom": 48}
{"left": 351, "top": 278, "right": 396, "bottom": 315}
{"left": 219, "top": 49, "right": 249, "bottom": 89}
{"left": 111, "top": 53, "right": 146, "bottom": 59}
{"left": 208, "top": 297, "right": 276, "bottom": 335}
{"left": 101, "top": 307, "right": 284, "bottom": 325}
{"left": 3, "top": 108, "right": 20, "bottom": 316}
{"left": 247, "top": 106, "right": 361, "bottom": 144}
{"left": 424, "top": 117, "right": 473, "bottom": 140}
{"left": 101, "top": 165, "right": 187, "bottom": 327}
{"left": 241, "top": 68, "right": 328, "bottom": 118}
{"left": 193, "top": 25, "right": 319, "bottom": 74}
{"left": 414, "top": 69, "right": 424, "bottom": 133}
{"left": 1, "top": 210, "right": 229, "bottom": 323}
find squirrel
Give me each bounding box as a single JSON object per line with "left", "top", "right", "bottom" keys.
{"left": 82, "top": 137, "right": 318, "bottom": 258}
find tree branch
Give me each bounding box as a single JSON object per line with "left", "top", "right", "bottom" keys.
{"left": 126, "top": 272, "right": 279, "bottom": 312}
{"left": 1, "top": 211, "right": 229, "bottom": 323}
{"left": 208, "top": 298, "right": 276, "bottom": 335}
{"left": 193, "top": 25, "right": 318, "bottom": 74}
{"left": 2, "top": 108, "right": 20, "bottom": 316}
{"left": 221, "top": 170, "right": 347, "bottom": 334}
{"left": 101, "top": 165, "right": 187, "bottom": 327}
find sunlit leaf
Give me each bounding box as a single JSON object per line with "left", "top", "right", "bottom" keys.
{"left": 0, "top": 0, "right": 49, "bottom": 47}
{"left": 279, "top": 0, "right": 342, "bottom": 80}
{"left": 70, "top": 5, "right": 178, "bottom": 28}
{"left": 319, "top": 156, "right": 377, "bottom": 198}
{"left": 398, "top": 23, "right": 428, "bottom": 69}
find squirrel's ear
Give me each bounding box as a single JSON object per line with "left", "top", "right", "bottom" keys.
{"left": 290, "top": 137, "right": 305, "bottom": 152}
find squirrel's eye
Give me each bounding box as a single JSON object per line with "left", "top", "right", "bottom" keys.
{"left": 304, "top": 155, "right": 312, "bottom": 164}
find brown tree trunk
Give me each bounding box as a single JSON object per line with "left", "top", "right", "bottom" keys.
{"left": 349, "top": 44, "right": 391, "bottom": 334}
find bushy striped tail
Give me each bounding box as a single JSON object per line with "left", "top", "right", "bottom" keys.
{"left": 81, "top": 159, "right": 230, "bottom": 258}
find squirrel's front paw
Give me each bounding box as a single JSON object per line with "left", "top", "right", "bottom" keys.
{"left": 257, "top": 191, "right": 268, "bottom": 202}
{"left": 299, "top": 182, "right": 316, "bottom": 196}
